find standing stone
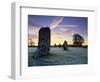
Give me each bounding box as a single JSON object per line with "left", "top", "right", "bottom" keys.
{"left": 38, "top": 27, "right": 50, "bottom": 51}
{"left": 54, "top": 43, "right": 57, "bottom": 48}
{"left": 33, "top": 27, "right": 51, "bottom": 58}
{"left": 63, "top": 40, "right": 68, "bottom": 50}
{"left": 58, "top": 43, "right": 62, "bottom": 48}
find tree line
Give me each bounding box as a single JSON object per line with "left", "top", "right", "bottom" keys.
{"left": 28, "top": 33, "right": 86, "bottom": 47}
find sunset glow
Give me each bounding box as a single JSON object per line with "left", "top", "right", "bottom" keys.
{"left": 28, "top": 15, "right": 88, "bottom": 46}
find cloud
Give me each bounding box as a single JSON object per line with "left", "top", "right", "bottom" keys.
{"left": 50, "top": 17, "right": 64, "bottom": 29}
{"left": 58, "top": 24, "right": 78, "bottom": 28}
{"left": 50, "top": 16, "right": 78, "bottom": 30}
{"left": 28, "top": 16, "right": 42, "bottom": 28}
{"left": 28, "top": 34, "right": 37, "bottom": 39}
{"left": 51, "top": 23, "right": 79, "bottom": 36}
{"left": 28, "top": 23, "right": 41, "bottom": 36}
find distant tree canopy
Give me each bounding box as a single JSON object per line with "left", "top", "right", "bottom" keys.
{"left": 29, "top": 39, "right": 35, "bottom": 46}
{"left": 73, "top": 34, "right": 84, "bottom": 47}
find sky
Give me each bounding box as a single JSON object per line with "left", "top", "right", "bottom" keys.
{"left": 28, "top": 15, "right": 88, "bottom": 46}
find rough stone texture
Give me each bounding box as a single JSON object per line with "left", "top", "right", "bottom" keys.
{"left": 38, "top": 27, "right": 50, "bottom": 50}
{"left": 33, "top": 27, "right": 51, "bottom": 58}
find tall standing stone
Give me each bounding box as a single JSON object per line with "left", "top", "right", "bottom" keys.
{"left": 33, "top": 27, "right": 51, "bottom": 58}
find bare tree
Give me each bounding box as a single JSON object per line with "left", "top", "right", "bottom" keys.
{"left": 29, "top": 39, "right": 35, "bottom": 46}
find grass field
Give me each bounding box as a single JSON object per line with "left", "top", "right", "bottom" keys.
{"left": 28, "top": 47, "right": 88, "bottom": 66}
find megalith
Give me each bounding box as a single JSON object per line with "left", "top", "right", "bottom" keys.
{"left": 63, "top": 40, "right": 68, "bottom": 51}
{"left": 33, "top": 27, "right": 51, "bottom": 58}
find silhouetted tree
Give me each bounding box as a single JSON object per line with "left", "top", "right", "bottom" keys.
{"left": 29, "top": 39, "right": 35, "bottom": 46}
{"left": 73, "top": 34, "right": 84, "bottom": 47}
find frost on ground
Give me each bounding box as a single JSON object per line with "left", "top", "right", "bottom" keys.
{"left": 28, "top": 47, "right": 88, "bottom": 66}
